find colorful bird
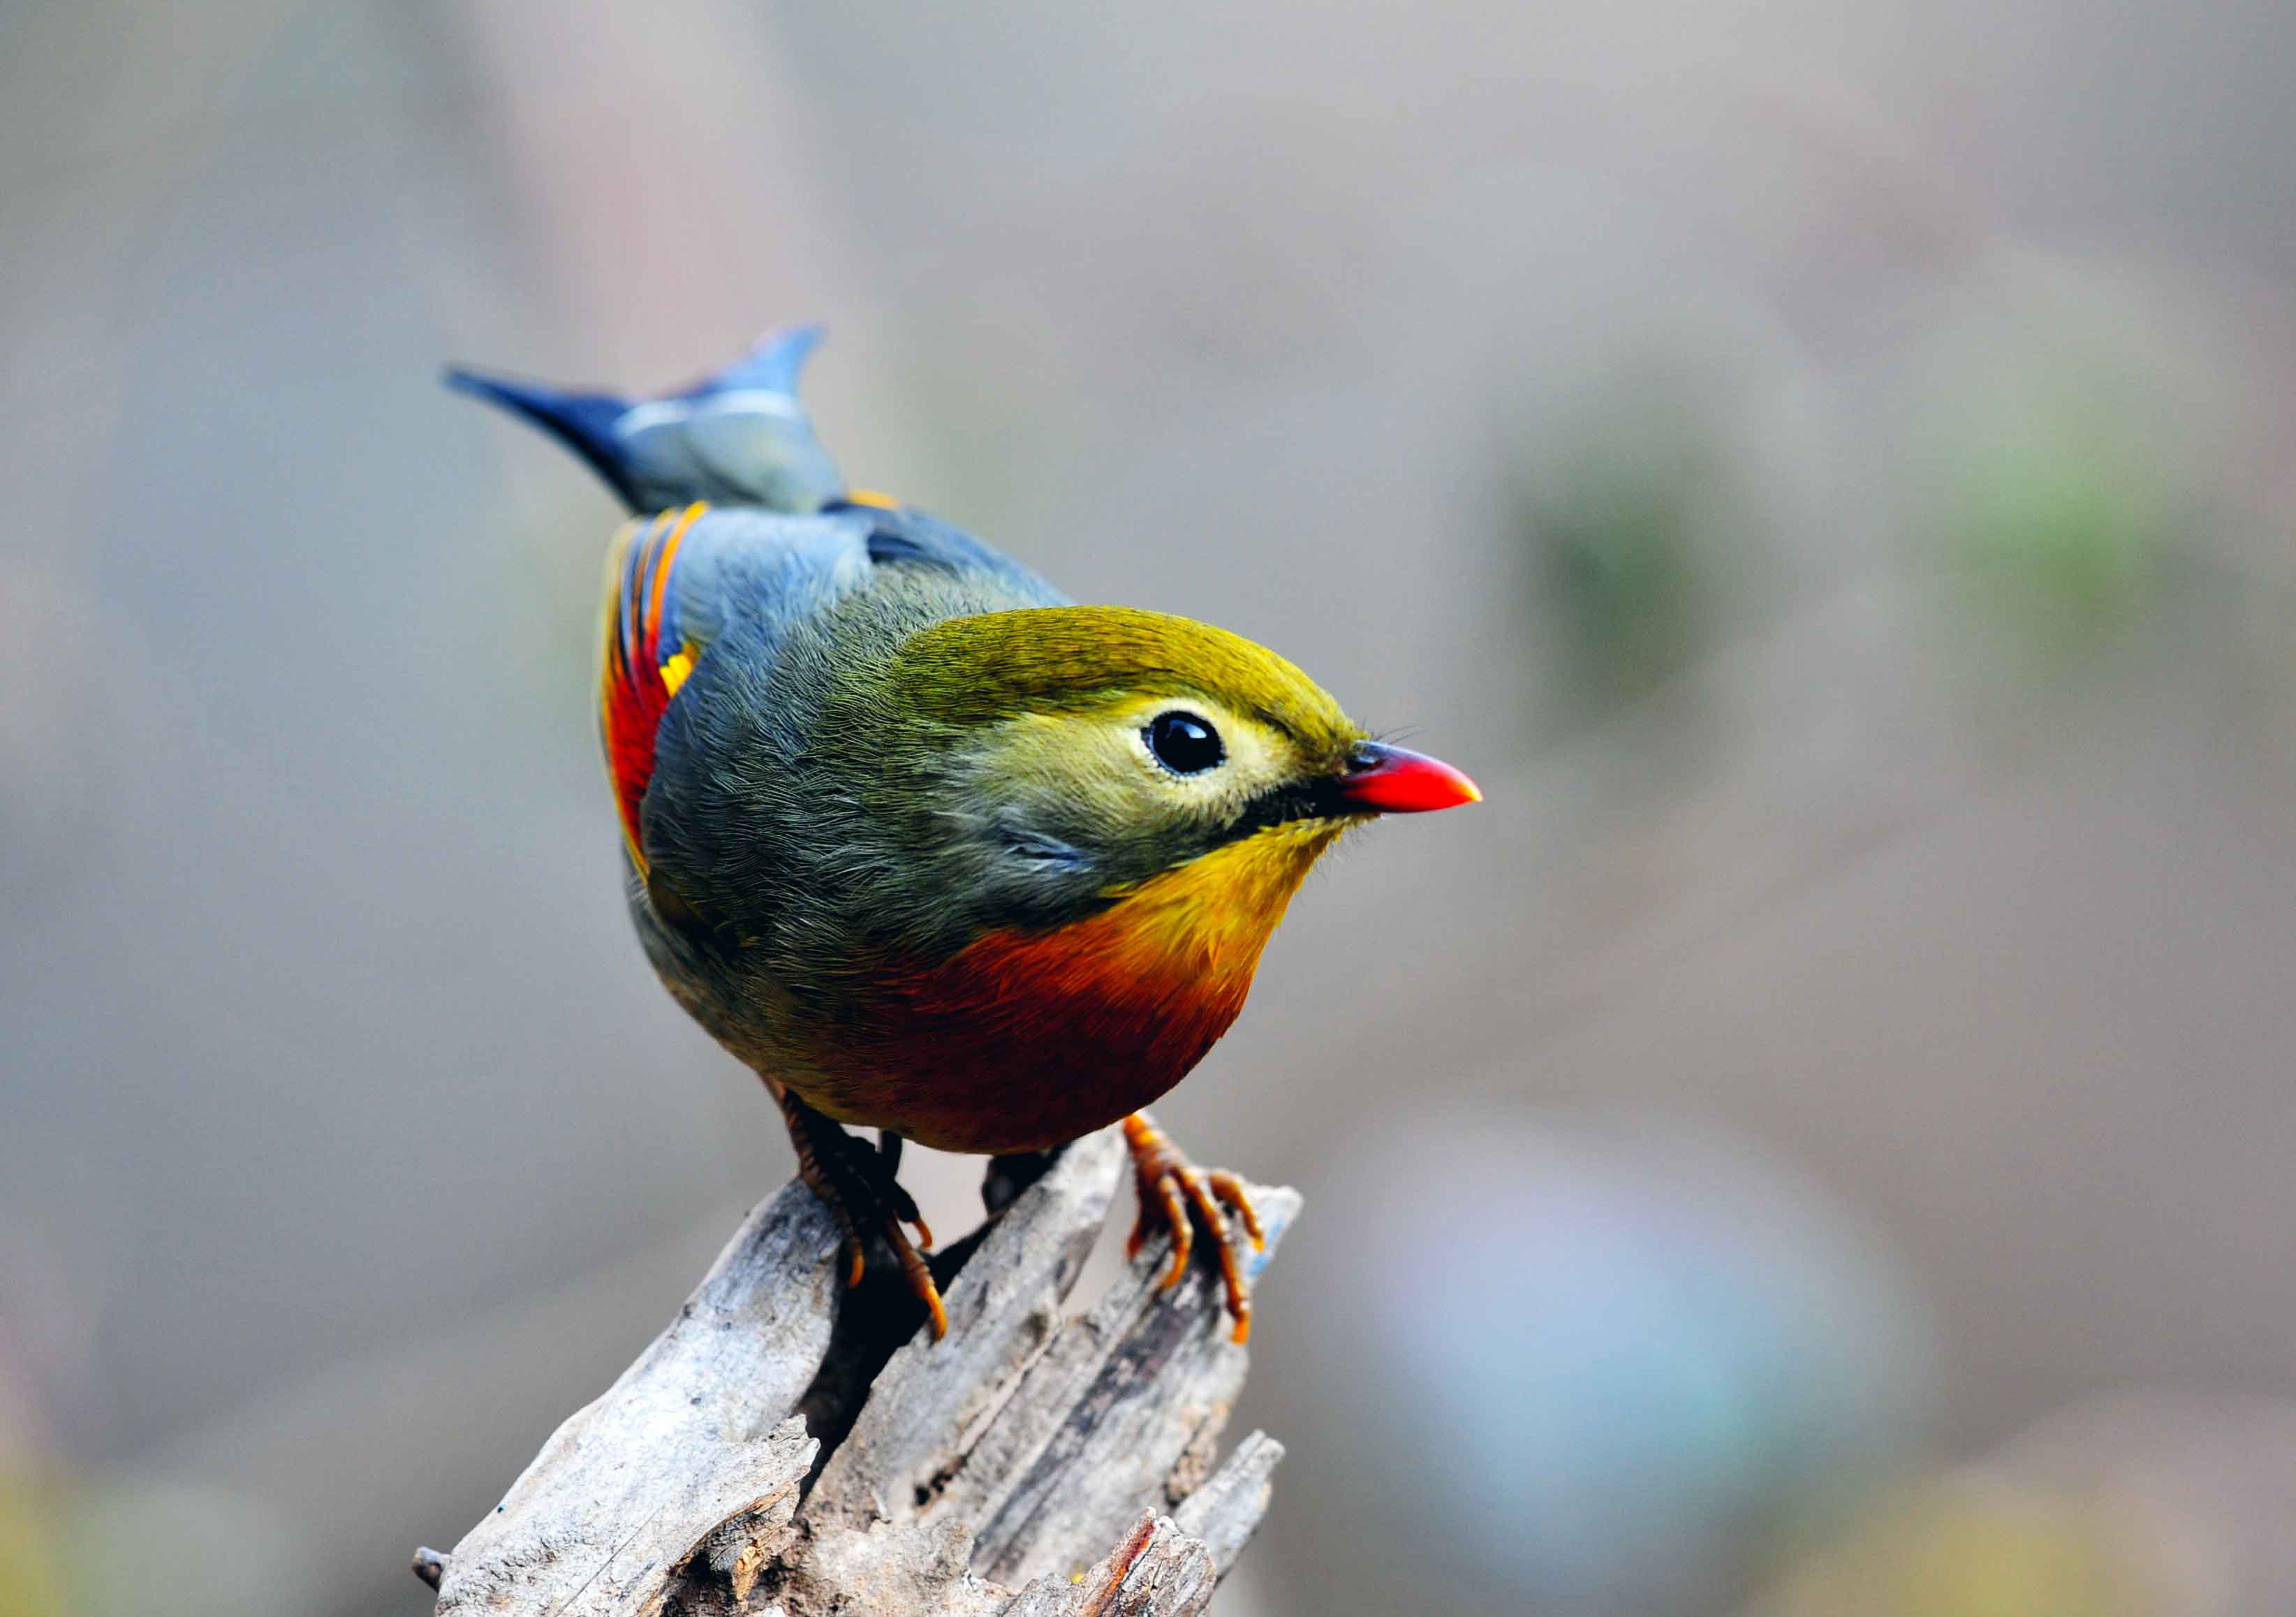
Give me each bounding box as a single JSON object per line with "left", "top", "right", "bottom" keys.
{"left": 448, "top": 327, "right": 1480, "bottom": 1342}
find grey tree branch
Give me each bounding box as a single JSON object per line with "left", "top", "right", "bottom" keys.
{"left": 414, "top": 1125, "right": 1295, "bottom": 1615}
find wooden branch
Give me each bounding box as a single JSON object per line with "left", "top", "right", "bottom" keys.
{"left": 415, "top": 1125, "right": 1297, "bottom": 1615}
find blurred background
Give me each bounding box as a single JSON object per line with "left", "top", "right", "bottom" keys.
{"left": 6, "top": 1, "right": 2296, "bottom": 1613}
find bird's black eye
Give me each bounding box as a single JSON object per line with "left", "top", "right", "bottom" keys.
{"left": 1146, "top": 710, "right": 1224, "bottom": 775}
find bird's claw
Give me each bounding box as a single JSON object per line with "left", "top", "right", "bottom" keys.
{"left": 778, "top": 1090, "right": 947, "bottom": 1340}
{"left": 1122, "top": 1112, "right": 1265, "bottom": 1344}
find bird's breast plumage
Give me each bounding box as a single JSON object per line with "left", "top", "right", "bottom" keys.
{"left": 792, "top": 819, "right": 1346, "bottom": 1153}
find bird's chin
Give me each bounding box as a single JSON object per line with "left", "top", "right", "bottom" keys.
{"left": 1236, "top": 814, "right": 1360, "bottom": 856}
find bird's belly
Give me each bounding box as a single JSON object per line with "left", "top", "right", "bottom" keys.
{"left": 796, "top": 921, "right": 1263, "bottom": 1155}
{"left": 809, "top": 1051, "right": 1183, "bottom": 1155}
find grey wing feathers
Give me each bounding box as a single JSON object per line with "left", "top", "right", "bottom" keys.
{"left": 666, "top": 502, "right": 1065, "bottom": 662}
{"left": 851, "top": 504, "right": 1069, "bottom": 606}
{"left": 647, "top": 502, "right": 1066, "bottom": 773}
{"left": 663, "top": 507, "right": 878, "bottom": 656}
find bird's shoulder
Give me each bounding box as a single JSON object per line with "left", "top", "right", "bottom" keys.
{"left": 600, "top": 498, "right": 1061, "bottom": 872}
{"left": 656, "top": 499, "right": 1064, "bottom": 649}
{"left": 611, "top": 499, "right": 1061, "bottom": 680}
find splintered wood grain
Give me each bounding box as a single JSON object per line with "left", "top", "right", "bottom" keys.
{"left": 418, "top": 1130, "right": 1293, "bottom": 1616}
{"left": 1170, "top": 1429, "right": 1284, "bottom": 1574}
{"left": 804, "top": 1129, "right": 1127, "bottom": 1531}
{"left": 999, "top": 1514, "right": 1218, "bottom": 1617}
{"left": 957, "top": 1187, "right": 1298, "bottom": 1588}
{"left": 430, "top": 1182, "right": 839, "bottom": 1616}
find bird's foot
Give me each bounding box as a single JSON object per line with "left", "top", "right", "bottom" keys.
{"left": 777, "top": 1088, "right": 948, "bottom": 1340}
{"left": 1121, "top": 1111, "right": 1266, "bottom": 1344}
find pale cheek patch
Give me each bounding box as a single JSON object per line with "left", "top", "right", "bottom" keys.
{"left": 964, "top": 700, "right": 1311, "bottom": 851}
{"left": 948, "top": 715, "right": 1142, "bottom": 844}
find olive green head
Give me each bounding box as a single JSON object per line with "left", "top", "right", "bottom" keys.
{"left": 881, "top": 606, "right": 1369, "bottom": 889}
{"left": 915, "top": 601, "right": 1357, "bottom": 784}
{"left": 755, "top": 602, "right": 1473, "bottom": 958}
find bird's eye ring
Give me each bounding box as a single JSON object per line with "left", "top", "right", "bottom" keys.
{"left": 1145, "top": 710, "right": 1224, "bottom": 775}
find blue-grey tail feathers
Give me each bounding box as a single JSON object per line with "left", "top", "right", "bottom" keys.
{"left": 704, "top": 323, "right": 824, "bottom": 397}
{"left": 444, "top": 323, "right": 839, "bottom": 514}
{"left": 443, "top": 369, "right": 646, "bottom": 508}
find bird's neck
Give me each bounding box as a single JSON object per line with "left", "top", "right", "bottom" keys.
{"left": 1082, "top": 818, "right": 1346, "bottom": 981}
{"left": 934, "top": 817, "right": 1346, "bottom": 1044}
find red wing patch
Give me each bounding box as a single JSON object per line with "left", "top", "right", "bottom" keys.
{"left": 599, "top": 502, "right": 708, "bottom": 871}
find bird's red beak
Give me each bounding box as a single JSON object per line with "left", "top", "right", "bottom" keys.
{"left": 1328, "top": 742, "right": 1482, "bottom": 814}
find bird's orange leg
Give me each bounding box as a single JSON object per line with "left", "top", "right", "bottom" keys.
{"left": 1121, "top": 1111, "right": 1267, "bottom": 1344}
{"left": 777, "top": 1087, "right": 947, "bottom": 1340}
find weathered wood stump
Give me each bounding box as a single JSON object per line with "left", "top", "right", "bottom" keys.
{"left": 411, "top": 1126, "right": 1295, "bottom": 1615}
